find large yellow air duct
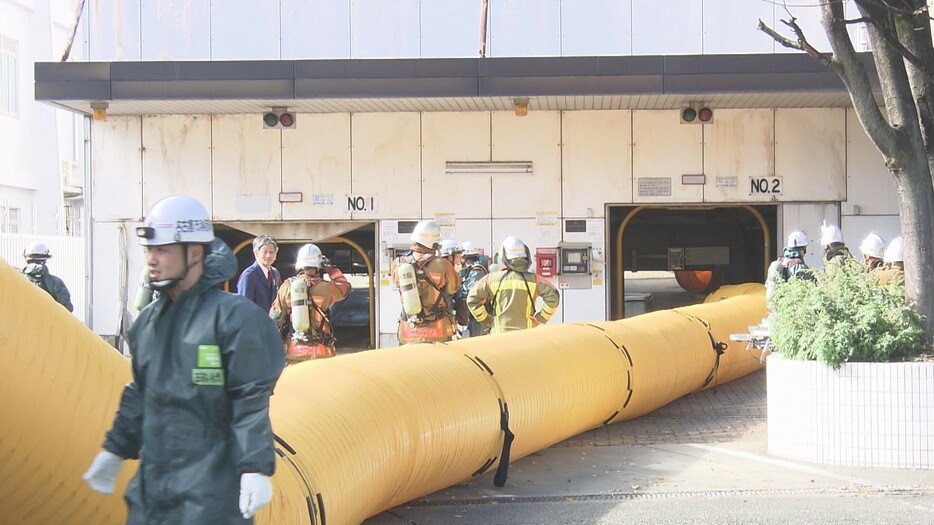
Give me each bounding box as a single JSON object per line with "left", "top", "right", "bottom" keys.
{"left": 0, "top": 260, "right": 767, "bottom": 524}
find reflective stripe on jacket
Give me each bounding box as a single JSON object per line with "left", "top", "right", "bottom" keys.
{"left": 466, "top": 269, "right": 560, "bottom": 334}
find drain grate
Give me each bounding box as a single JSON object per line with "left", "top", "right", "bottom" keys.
{"left": 406, "top": 487, "right": 932, "bottom": 507}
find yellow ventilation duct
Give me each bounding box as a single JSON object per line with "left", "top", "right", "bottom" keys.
{"left": 0, "top": 260, "right": 767, "bottom": 524}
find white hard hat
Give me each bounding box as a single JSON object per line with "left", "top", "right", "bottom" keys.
{"left": 295, "top": 243, "right": 323, "bottom": 270}
{"left": 820, "top": 221, "right": 844, "bottom": 246}
{"left": 24, "top": 242, "right": 51, "bottom": 260}
{"left": 883, "top": 236, "right": 904, "bottom": 264}
{"left": 786, "top": 231, "right": 808, "bottom": 249}
{"left": 859, "top": 233, "right": 885, "bottom": 259}
{"left": 458, "top": 241, "right": 479, "bottom": 257}
{"left": 137, "top": 195, "right": 213, "bottom": 246}
{"left": 410, "top": 219, "right": 441, "bottom": 248}
{"left": 439, "top": 239, "right": 458, "bottom": 257}
{"left": 500, "top": 235, "right": 531, "bottom": 271}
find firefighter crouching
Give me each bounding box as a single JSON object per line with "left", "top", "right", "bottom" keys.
{"left": 390, "top": 219, "right": 462, "bottom": 344}
{"left": 270, "top": 243, "right": 351, "bottom": 363}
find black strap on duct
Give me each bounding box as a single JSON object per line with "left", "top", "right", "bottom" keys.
{"left": 675, "top": 312, "right": 727, "bottom": 390}
{"left": 493, "top": 400, "right": 515, "bottom": 488}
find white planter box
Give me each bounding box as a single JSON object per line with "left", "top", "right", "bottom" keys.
{"left": 767, "top": 354, "right": 934, "bottom": 469}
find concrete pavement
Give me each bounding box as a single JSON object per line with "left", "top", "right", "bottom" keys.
{"left": 364, "top": 369, "right": 934, "bottom": 524}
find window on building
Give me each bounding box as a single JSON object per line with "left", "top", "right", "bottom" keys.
{"left": 1, "top": 35, "right": 18, "bottom": 116}
{"left": 65, "top": 204, "right": 82, "bottom": 236}
{"left": 1, "top": 206, "right": 20, "bottom": 233}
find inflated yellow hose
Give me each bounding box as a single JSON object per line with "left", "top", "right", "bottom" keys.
{"left": 0, "top": 257, "right": 767, "bottom": 524}
{"left": 0, "top": 261, "right": 134, "bottom": 524}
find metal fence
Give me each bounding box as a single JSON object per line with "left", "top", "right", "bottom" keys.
{"left": 0, "top": 234, "right": 86, "bottom": 324}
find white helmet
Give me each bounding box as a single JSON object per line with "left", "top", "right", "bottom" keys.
{"left": 439, "top": 239, "right": 458, "bottom": 257}
{"left": 137, "top": 195, "right": 213, "bottom": 246}
{"left": 859, "top": 233, "right": 885, "bottom": 260}
{"left": 820, "top": 221, "right": 844, "bottom": 246}
{"left": 458, "top": 240, "right": 479, "bottom": 257}
{"left": 410, "top": 219, "right": 441, "bottom": 249}
{"left": 786, "top": 231, "right": 808, "bottom": 249}
{"left": 295, "top": 243, "right": 323, "bottom": 270}
{"left": 883, "top": 236, "right": 904, "bottom": 264}
{"left": 500, "top": 235, "right": 531, "bottom": 272}
{"left": 24, "top": 242, "right": 51, "bottom": 261}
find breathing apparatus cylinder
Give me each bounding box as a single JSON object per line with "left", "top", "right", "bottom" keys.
{"left": 290, "top": 278, "right": 311, "bottom": 332}
{"left": 133, "top": 266, "right": 153, "bottom": 311}
{"left": 396, "top": 262, "right": 422, "bottom": 318}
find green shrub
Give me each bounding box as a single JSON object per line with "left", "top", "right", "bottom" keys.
{"left": 770, "top": 258, "right": 924, "bottom": 369}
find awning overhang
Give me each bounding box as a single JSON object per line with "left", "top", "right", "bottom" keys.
{"left": 34, "top": 53, "right": 879, "bottom": 116}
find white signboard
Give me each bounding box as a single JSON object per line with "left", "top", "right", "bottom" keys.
{"left": 346, "top": 194, "right": 378, "bottom": 213}
{"left": 748, "top": 176, "right": 782, "bottom": 196}
{"left": 637, "top": 177, "right": 672, "bottom": 197}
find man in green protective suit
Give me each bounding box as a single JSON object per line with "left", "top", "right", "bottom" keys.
{"left": 21, "top": 242, "right": 73, "bottom": 312}
{"left": 82, "top": 195, "right": 286, "bottom": 523}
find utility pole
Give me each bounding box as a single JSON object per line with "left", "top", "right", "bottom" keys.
{"left": 478, "top": 0, "right": 489, "bottom": 57}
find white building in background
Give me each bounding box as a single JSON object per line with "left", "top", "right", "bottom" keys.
{"left": 35, "top": 1, "right": 901, "bottom": 346}
{"left": 0, "top": 0, "right": 85, "bottom": 237}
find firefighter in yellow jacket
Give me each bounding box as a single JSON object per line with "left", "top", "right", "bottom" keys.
{"left": 390, "top": 220, "right": 461, "bottom": 344}
{"left": 467, "top": 236, "right": 560, "bottom": 335}
{"left": 270, "top": 243, "right": 351, "bottom": 363}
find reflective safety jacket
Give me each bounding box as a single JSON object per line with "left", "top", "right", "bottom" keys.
{"left": 466, "top": 269, "right": 560, "bottom": 335}
{"left": 390, "top": 248, "right": 461, "bottom": 343}
{"left": 22, "top": 263, "right": 73, "bottom": 312}
{"left": 270, "top": 266, "right": 351, "bottom": 360}
{"left": 103, "top": 238, "right": 285, "bottom": 524}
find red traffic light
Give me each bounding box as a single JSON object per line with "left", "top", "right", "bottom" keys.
{"left": 263, "top": 110, "right": 296, "bottom": 129}
{"left": 680, "top": 106, "right": 713, "bottom": 125}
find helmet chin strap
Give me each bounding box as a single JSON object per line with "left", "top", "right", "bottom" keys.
{"left": 149, "top": 244, "right": 194, "bottom": 292}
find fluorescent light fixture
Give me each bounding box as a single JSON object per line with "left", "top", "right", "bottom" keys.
{"left": 445, "top": 161, "right": 533, "bottom": 175}
{"left": 279, "top": 191, "right": 303, "bottom": 203}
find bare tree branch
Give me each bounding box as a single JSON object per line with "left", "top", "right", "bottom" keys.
{"left": 757, "top": 18, "right": 832, "bottom": 67}
{"left": 855, "top": 0, "right": 934, "bottom": 80}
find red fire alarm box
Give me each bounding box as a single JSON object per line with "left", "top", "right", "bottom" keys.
{"left": 535, "top": 247, "right": 558, "bottom": 278}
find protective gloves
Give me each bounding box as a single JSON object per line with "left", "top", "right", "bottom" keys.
{"left": 82, "top": 450, "right": 125, "bottom": 494}
{"left": 239, "top": 472, "right": 273, "bottom": 519}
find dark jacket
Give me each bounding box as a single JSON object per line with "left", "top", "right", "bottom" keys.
{"left": 236, "top": 261, "right": 281, "bottom": 312}
{"left": 103, "top": 238, "right": 285, "bottom": 524}
{"left": 22, "top": 263, "right": 73, "bottom": 312}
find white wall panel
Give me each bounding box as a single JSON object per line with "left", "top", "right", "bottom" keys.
{"left": 780, "top": 202, "right": 839, "bottom": 270}
{"left": 560, "top": 0, "right": 632, "bottom": 56}
{"left": 141, "top": 115, "right": 212, "bottom": 213}
{"left": 843, "top": 108, "right": 898, "bottom": 216}
{"left": 282, "top": 0, "right": 351, "bottom": 58}
{"left": 704, "top": 109, "right": 774, "bottom": 202}
{"left": 88, "top": 0, "right": 140, "bottom": 60}
{"left": 92, "top": 117, "right": 143, "bottom": 220}
{"left": 454, "top": 219, "right": 494, "bottom": 262}
{"left": 631, "top": 110, "right": 703, "bottom": 202}
{"left": 703, "top": 0, "right": 773, "bottom": 54}
{"left": 282, "top": 114, "right": 352, "bottom": 220}
{"left": 211, "top": 115, "right": 281, "bottom": 220}
{"left": 775, "top": 108, "right": 845, "bottom": 201}
{"left": 420, "top": 0, "right": 478, "bottom": 57}
{"left": 421, "top": 112, "right": 492, "bottom": 219}
{"left": 492, "top": 218, "right": 563, "bottom": 325}
{"left": 351, "top": 113, "right": 421, "bottom": 218}
{"left": 489, "top": 0, "right": 560, "bottom": 56}
{"left": 562, "top": 110, "right": 632, "bottom": 215}
{"left": 210, "top": 0, "right": 280, "bottom": 59}
{"left": 632, "top": 0, "right": 701, "bottom": 55}
{"left": 350, "top": 0, "right": 419, "bottom": 58}
{"left": 490, "top": 111, "right": 561, "bottom": 217}
{"left": 140, "top": 0, "right": 210, "bottom": 60}
{"left": 91, "top": 221, "right": 126, "bottom": 335}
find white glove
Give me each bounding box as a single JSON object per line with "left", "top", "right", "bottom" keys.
{"left": 82, "top": 450, "right": 125, "bottom": 494}
{"left": 239, "top": 473, "right": 273, "bottom": 519}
